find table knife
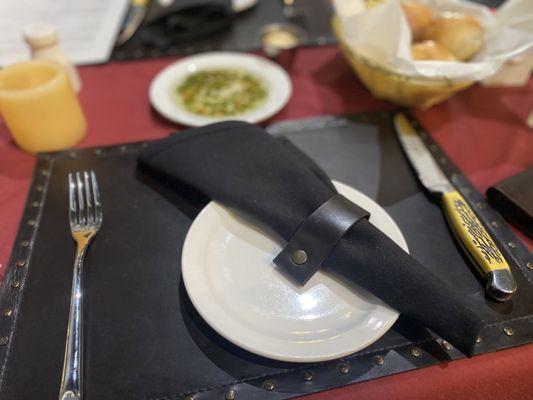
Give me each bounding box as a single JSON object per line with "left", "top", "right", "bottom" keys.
{"left": 394, "top": 113, "right": 517, "bottom": 301}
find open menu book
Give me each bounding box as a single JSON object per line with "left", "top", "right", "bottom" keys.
{"left": 0, "top": 0, "right": 129, "bottom": 66}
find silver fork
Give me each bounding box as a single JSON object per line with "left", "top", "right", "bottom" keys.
{"left": 59, "top": 171, "right": 102, "bottom": 400}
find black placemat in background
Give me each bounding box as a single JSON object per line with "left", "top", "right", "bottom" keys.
{"left": 113, "top": 0, "right": 334, "bottom": 61}
{"left": 111, "top": 0, "right": 506, "bottom": 62}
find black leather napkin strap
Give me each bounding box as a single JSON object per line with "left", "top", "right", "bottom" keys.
{"left": 273, "top": 193, "right": 370, "bottom": 285}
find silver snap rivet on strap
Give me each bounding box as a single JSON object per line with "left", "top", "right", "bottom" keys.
{"left": 3, "top": 309, "right": 13, "bottom": 318}
{"left": 262, "top": 380, "right": 275, "bottom": 391}
{"left": 503, "top": 327, "right": 514, "bottom": 336}
{"left": 303, "top": 371, "right": 314, "bottom": 381}
{"left": 16, "top": 260, "right": 25, "bottom": 268}
{"left": 36, "top": 185, "right": 44, "bottom": 192}
{"left": 27, "top": 219, "right": 36, "bottom": 226}
{"left": 291, "top": 249, "right": 308, "bottom": 265}
{"left": 32, "top": 201, "right": 40, "bottom": 208}
{"left": 373, "top": 355, "right": 385, "bottom": 366}
{"left": 224, "top": 389, "right": 236, "bottom": 400}
{"left": 11, "top": 280, "right": 20, "bottom": 289}
{"left": 491, "top": 220, "right": 500, "bottom": 228}
{"left": 183, "top": 395, "right": 195, "bottom": 400}
{"left": 20, "top": 240, "right": 30, "bottom": 247}
{"left": 527, "top": 261, "right": 533, "bottom": 270}
{"left": 0, "top": 336, "right": 8, "bottom": 345}
{"left": 475, "top": 336, "right": 482, "bottom": 344}
{"left": 508, "top": 241, "right": 517, "bottom": 249}
{"left": 410, "top": 347, "right": 422, "bottom": 357}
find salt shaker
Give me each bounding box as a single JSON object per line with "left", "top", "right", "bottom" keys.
{"left": 23, "top": 24, "right": 82, "bottom": 93}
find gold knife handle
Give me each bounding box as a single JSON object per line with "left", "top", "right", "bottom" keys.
{"left": 441, "top": 191, "right": 516, "bottom": 301}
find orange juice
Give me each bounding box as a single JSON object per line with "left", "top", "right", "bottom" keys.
{"left": 0, "top": 60, "right": 86, "bottom": 153}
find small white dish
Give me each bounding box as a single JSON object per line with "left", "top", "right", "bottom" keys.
{"left": 232, "top": 0, "right": 257, "bottom": 13}
{"left": 182, "top": 181, "right": 407, "bottom": 363}
{"left": 149, "top": 52, "right": 292, "bottom": 127}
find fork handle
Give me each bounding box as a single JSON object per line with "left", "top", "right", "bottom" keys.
{"left": 59, "top": 243, "right": 87, "bottom": 400}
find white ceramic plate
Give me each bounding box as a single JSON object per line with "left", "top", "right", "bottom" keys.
{"left": 182, "top": 181, "right": 407, "bottom": 362}
{"left": 149, "top": 52, "right": 292, "bottom": 127}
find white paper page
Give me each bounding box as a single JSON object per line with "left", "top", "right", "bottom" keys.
{"left": 0, "top": 0, "right": 129, "bottom": 66}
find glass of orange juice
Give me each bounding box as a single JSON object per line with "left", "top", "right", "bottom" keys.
{"left": 0, "top": 60, "right": 86, "bottom": 154}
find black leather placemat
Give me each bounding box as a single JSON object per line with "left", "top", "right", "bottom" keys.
{"left": 113, "top": 0, "right": 334, "bottom": 61}
{"left": 0, "top": 112, "right": 531, "bottom": 400}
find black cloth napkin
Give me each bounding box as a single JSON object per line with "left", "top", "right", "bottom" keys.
{"left": 138, "top": 121, "right": 484, "bottom": 355}
{"left": 141, "top": 0, "right": 233, "bottom": 49}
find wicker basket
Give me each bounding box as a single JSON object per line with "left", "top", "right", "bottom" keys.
{"left": 332, "top": 17, "right": 474, "bottom": 109}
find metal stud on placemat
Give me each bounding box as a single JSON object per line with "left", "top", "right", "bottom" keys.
{"left": 373, "top": 355, "right": 385, "bottom": 366}
{"left": 224, "top": 389, "right": 236, "bottom": 400}
{"left": 527, "top": 261, "right": 533, "bottom": 270}
{"left": 183, "top": 395, "right": 195, "bottom": 400}
{"left": 508, "top": 241, "right": 517, "bottom": 249}
{"left": 410, "top": 347, "right": 422, "bottom": 357}
{"left": 503, "top": 327, "right": 514, "bottom": 336}
{"left": 262, "top": 380, "right": 275, "bottom": 391}
{"left": 3, "top": 309, "right": 13, "bottom": 318}
{"left": 442, "top": 341, "right": 453, "bottom": 351}
{"left": 338, "top": 363, "right": 350, "bottom": 374}
{"left": 16, "top": 260, "right": 25, "bottom": 268}
{"left": 475, "top": 336, "right": 482, "bottom": 344}
{"left": 0, "top": 336, "right": 8, "bottom": 345}
{"left": 11, "top": 280, "right": 20, "bottom": 289}
{"left": 303, "top": 371, "right": 314, "bottom": 381}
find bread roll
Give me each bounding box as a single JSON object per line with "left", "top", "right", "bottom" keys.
{"left": 401, "top": 1, "right": 433, "bottom": 40}
{"left": 411, "top": 40, "right": 457, "bottom": 61}
{"left": 421, "top": 14, "right": 483, "bottom": 61}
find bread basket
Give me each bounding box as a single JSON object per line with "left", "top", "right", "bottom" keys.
{"left": 332, "top": 16, "right": 475, "bottom": 109}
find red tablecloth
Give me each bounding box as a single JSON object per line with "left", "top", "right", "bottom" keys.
{"left": 0, "top": 46, "right": 532, "bottom": 400}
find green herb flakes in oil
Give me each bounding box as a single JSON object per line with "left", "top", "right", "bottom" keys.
{"left": 177, "top": 69, "right": 268, "bottom": 117}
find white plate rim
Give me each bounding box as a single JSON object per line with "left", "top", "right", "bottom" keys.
{"left": 149, "top": 52, "right": 292, "bottom": 127}
{"left": 182, "top": 181, "right": 406, "bottom": 362}
{"left": 232, "top": 0, "right": 257, "bottom": 13}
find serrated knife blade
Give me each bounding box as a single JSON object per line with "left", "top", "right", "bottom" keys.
{"left": 394, "top": 113, "right": 516, "bottom": 302}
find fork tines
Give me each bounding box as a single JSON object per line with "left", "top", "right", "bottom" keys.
{"left": 68, "top": 171, "right": 102, "bottom": 229}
